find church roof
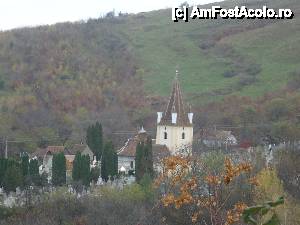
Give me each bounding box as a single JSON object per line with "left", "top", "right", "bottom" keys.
{"left": 31, "top": 146, "right": 65, "bottom": 159}
{"left": 117, "top": 131, "right": 170, "bottom": 161}
{"left": 65, "top": 144, "right": 91, "bottom": 155}
{"left": 159, "top": 70, "right": 192, "bottom": 127}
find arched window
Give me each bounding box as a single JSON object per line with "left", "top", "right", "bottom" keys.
{"left": 164, "top": 132, "right": 168, "bottom": 139}
{"left": 182, "top": 132, "right": 185, "bottom": 139}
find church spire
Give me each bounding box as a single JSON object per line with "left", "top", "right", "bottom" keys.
{"left": 159, "top": 69, "right": 191, "bottom": 126}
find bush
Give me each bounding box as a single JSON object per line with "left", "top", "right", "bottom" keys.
{"left": 238, "top": 75, "right": 257, "bottom": 87}
{"left": 223, "top": 70, "right": 238, "bottom": 78}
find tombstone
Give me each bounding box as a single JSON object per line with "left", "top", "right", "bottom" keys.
{"left": 16, "top": 187, "right": 21, "bottom": 195}
{"left": 96, "top": 177, "right": 103, "bottom": 185}
{"left": 265, "top": 144, "right": 273, "bottom": 167}
{"left": 68, "top": 185, "right": 73, "bottom": 193}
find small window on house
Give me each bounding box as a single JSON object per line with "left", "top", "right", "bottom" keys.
{"left": 183, "top": 127, "right": 185, "bottom": 130}
{"left": 164, "top": 132, "right": 168, "bottom": 139}
{"left": 130, "top": 161, "right": 134, "bottom": 168}
{"left": 164, "top": 127, "right": 166, "bottom": 130}
{"left": 182, "top": 132, "right": 185, "bottom": 139}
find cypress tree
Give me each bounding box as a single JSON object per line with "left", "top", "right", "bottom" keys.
{"left": 52, "top": 152, "right": 66, "bottom": 186}
{"left": 135, "top": 136, "right": 154, "bottom": 183}
{"left": 101, "top": 141, "right": 117, "bottom": 181}
{"left": 29, "top": 158, "right": 40, "bottom": 185}
{"left": 81, "top": 155, "right": 90, "bottom": 186}
{"left": 21, "top": 153, "right": 29, "bottom": 178}
{"left": 72, "top": 152, "right": 81, "bottom": 182}
{"left": 0, "top": 158, "right": 8, "bottom": 186}
{"left": 135, "top": 142, "right": 145, "bottom": 182}
{"left": 87, "top": 122, "right": 103, "bottom": 160}
{"left": 3, "top": 163, "right": 23, "bottom": 193}
{"left": 90, "top": 166, "right": 100, "bottom": 183}
{"left": 144, "top": 137, "right": 154, "bottom": 178}
{"left": 72, "top": 152, "right": 90, "bottom": 186}
{"left": 29, "top": 159, "right": 39, "bottom": 176}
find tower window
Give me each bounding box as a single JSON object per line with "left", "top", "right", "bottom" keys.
{"left": 130, "top": 161, "right": 134, "bottom": 168}
{"left": 164, "top": 132, "right": 168, "bottom": 139}
{"left": 182, "top": 132, "right": 185, "bottom": 139}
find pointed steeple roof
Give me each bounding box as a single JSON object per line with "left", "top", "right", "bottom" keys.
{"left": 159, "top": 70, "right": 191, "bottom": 126}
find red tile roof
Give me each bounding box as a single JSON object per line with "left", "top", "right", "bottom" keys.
{"left": 118, "top": 133, "right": 170, "bottom": 162}
{"left": 31, "top": 146, "right": 65, "bottom": 159}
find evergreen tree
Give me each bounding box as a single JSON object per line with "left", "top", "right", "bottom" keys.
{"left": 87, "top": 122, "right": 103, "bottom": 160}
{"left": 72, "top": 152, "right": 81, "bottom": 182}
{"left": 0, "top": 158, "right": 8, "bottom": 186}
{"left": 135, "top": 136, "right": 154, "bottom": 183}
{"left": 29, "top": 158, "right": 40, "bottom": 185}
{"left": 52, "top": 152, "right": 66, "bottom": 186}
{"left": 72, "top": 152, "right": 90, "bottom": 186}
{"left": 101, "top": 141, "right": 117, "bottom": 181}
{"left": 3, "top": 163, "right": 23, "bottom": 193}
{"left": 29, "top": 159, "right": 39, "bottom": 176}
{"left": 81, "top": 155, "right": 90, "bottom": 186}
{"left": 90, "top": 166, "right": 100, "bottom": 183}
{"left": 21, "top": 153, "right": 29, "bottom": 178}
{"left": 135, "top": 142, "right": 145, "bottom": 182}
{"left": 144, "top": 137, "right": 154, "bottom": 177}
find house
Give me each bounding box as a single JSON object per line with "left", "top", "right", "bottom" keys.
{"left": 31, "top": 144, "right": 95, "bottom": 177}
{"left": 117, "top": 127, "right": 170, "bottom": 174}
{"left": 202, "top": 130, "right": 237, "bottom": 149}
{"left": 31, "top": 146, "right": 65, "bottom": 176}
{"left": 155, "top": 69, "right": 193, "bottom": 155}
{"left": 64, "top": 144, "right": 95, "bottom": 172}
{"left": 65, "top": 144, "right": 94, "bottom": 162}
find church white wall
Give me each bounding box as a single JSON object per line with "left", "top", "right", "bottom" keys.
{"left": 155, "top": 125, "right": 193, "bottom": 155}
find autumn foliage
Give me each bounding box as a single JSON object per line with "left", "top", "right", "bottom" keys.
{"left": 156, "top": 155, "right": 258, "bottom": 225}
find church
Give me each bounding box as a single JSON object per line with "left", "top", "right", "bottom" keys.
{"left": 117, "top": 69, "right": 194, "bottom": 174}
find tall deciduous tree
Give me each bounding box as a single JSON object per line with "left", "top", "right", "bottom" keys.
{"left": 52, "top": 152, "right": 66, "bottom": 186}
{"left": 101, "top": 141, "right": 117, "bottom": 182}
{"left": 87, "top": 122, "right": 103, "bottom": 160}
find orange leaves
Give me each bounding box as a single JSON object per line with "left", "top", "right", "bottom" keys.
{"left": 224, "top": 157, "right": 252, "bottom": 185}
{"left": 192, "top": 212, "right": 200, "bottom": 223}
{"left": 157, "top": 156, "right": 196, "bottom": 211}
{"left": 162, "top": 155, "right": 190, "bottom": 173}
{"left": 225, "top": 202, "right": 247, "bottom": 225}
{"left": 205, "top": 175, "right": 221, "bottom": 186}
{"left": 162, "top": 194, "right": 175, "bottom": 207}
{"left": 158, "top": 155, "right": 256, "bottom": 225}
{"left": 248, "top": 176, "right": 259, "bottom": 186}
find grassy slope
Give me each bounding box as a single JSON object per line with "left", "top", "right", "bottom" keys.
{"left": 117, "top": 0, "right": 300, "bottom": 104}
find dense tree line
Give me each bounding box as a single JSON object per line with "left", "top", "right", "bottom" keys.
{"left": 0, "top": 154, "right": 42, "bottom": 192}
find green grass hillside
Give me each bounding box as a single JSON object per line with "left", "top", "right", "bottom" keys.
{"left": 124, "top": 0, "right": 300, "bottom": 101}
{"left": 0, "top": 0, "right": 299, "bottom": 152}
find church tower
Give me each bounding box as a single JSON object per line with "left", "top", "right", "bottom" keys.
{"left": 155, "top": 70, "right": 193, "bottom": 155}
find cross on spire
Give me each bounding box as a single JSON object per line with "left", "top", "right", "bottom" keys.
{"left": 175, "top": 65, "right": 179, "bottom": 79}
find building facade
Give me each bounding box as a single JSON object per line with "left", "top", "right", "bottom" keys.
{"left": 155, "top": 70, "right": 193, "bottom": 154}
